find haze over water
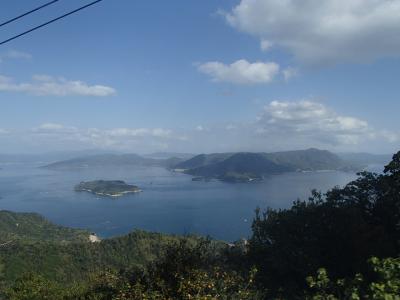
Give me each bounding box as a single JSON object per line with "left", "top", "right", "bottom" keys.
{"left": 0, "top": 163, "right": 365, "bottom": 241}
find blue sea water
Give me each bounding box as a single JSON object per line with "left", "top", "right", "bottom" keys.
{"left": 0, "top": 163, "right": 368, "bottom": 241}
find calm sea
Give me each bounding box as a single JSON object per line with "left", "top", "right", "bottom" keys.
{"left": 0, "top": 163, "right": 379, "bottom": 241}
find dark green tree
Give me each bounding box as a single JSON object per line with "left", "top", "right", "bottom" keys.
{"left": 249, "top": 152, "right": 400, "bottom": 298}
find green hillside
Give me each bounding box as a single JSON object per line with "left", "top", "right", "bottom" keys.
{"left": 174, "top": 152, "right": 234, "bottom": 170}
{"left": 178, "top": 149, "right": 353, "bottom": 182}
{"left": 0, "top": 210, "right": 88, "bottom": 244}
{"left": 0, "top": 230, "right": 201, "bottom": 285}
{"left": 185, "top": 152, "right": 292, "bottom": 180}
{"left": 265, "top": 148, "right": 348, "bottom": 170}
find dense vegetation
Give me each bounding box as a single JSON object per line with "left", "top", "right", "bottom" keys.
{"left": 0, "top": 211, "right": 89, "bottom": 244}
{"left": 1, "top": 151, "right": 400, "bottom": 299}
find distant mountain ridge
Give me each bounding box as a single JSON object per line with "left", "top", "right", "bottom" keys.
{"left": 43, "top": 153, "right": 183, "bottom": 170}
{"left": 41, "top": 149, "right": 381, "bottom": 182}
{"left": 174, "top": 153, "right": 234, "bottom": 170}
{"left": 0, "top": 150, "right": 118, "bottom": 165}
{"left": 143, "top": 152, "right": 196, "bottom": 160}
{"left": 265, "top": 148, "right": 346, "bottom": 171}
{"left": 174, "top": 148, "right": 356, "bottom": 182}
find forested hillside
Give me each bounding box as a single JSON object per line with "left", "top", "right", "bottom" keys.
{"left": 176, "top": 149, "right": 356, "bottom": 182}
{"left": 0, "top": 211, "right": 89, "bottom": 243}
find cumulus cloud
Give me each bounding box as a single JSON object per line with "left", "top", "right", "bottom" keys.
{"left": 256, "top": 100, "right": 374, "bottom": 146}
{"left": 104, "top": 128, "right": 172, "bottom": 138}
{"left": 32, "top": 123, "right": 78, "bottom": 134}
{"left": 26, "top": 124, "right": 183, "bottom": 152}
{"left": 0, "top": 74, "right": 116, "bottom": 97}
{"left": 224, "top": 0, "right": 400, "bottom": 65}
{"left": 2, "top": 102, "right": 399, "bottom": 153}
{"left": 166, "top": 100, "right": 399, "bottom": 153}
{"left": 197, "top": 59, "right": 280, "bottom": 84}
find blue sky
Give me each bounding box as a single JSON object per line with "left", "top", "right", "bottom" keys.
{"left": 0, "top": 0, "right": 399, "bottom": 154}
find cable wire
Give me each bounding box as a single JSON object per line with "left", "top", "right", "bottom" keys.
{"left": 0, "top": 0, "right": 61, "bottom": 28}
{"left": 0, "top": 0, "right": 104, "bottom": 46}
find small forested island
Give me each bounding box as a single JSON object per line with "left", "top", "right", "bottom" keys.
{"left": 74, "top": 180, "right": 141, "bottom": 197}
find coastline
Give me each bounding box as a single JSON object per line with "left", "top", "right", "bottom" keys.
{"left": 78, "top": 188, "right": 142, "bottom": 197}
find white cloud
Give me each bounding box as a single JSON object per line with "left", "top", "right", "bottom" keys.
{"left": 0, "top": 74, "right": 116, "bottom": 97}
{"left": 257, "top": 100, "right": 373, "bottom": 145}
{"left": 380, "top": 130, "right": 400, "bottom": 143}
{"left": 224, "top": 0, "right": 400, "bottom": 65}
{"left": 169, "top": 99, "right": 400, "bottom": 153}
{"left": 37, "top": 123, "right": 68, "bottom": 130}
{"left": 33, "top": 123, "right": 78, "bottom": 134}
{"left": 0, "top": 50, "right": 32, "bottom": 63}
{"left": 25, "top": 124, "right": 182, "bottom": 152}
{"left": 0, "top": 128, "right": 9, "bottom": 134}
{"left": 197, "top": 59, "right": 280, "bottom": 84}
{"left": 260, "top": 39, "right": 273, "bottom": 51}
{"left": 105, "top": 128, "right": 172, "bottom": 138}
{"left": 2, "top": 103, "right": 399, "bottom": 153}
{"left": 195, "top": 125, "right": 204, "bottom": 131}
{"left": 283, "top": 67, "right": 298, "bottom": 81}
{"left": 6, "top": 50, "right": 32, "bottom": 60}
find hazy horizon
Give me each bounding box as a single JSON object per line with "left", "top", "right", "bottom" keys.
{"left": 0, "top": 147, "right": 394, "bottom": 157}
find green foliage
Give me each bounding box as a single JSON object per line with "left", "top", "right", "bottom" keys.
{"left": 248, "top": 151, "right": 400, "bottom": 297}
{"left": 5, "top": 273, "right": 65, "bottom": 300}
{"left": 306, "top": 257, "right": 400, "bottom": 300}
{"left": 306, "top": 268, "right": 363, "bottom": 300}
{"left": 2, "top": 237, "right": 261, "bottom": 299}
{"left": 369, "top": 257, "right": 400, "bottom": 299}
{"left": 0, "top": 230, "right": 197, "bottom": 286}
{"left": 0, "top": 210, "right": 89, "bottom": 243}
{"left": 81, "top": 239, "right": 263, "bottom": 300}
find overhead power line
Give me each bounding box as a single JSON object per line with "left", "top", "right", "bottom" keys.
{"left": 0, "top": 0, "right": 104, "bottom": 47}
{"left": 0, "top": 0, "right": 61, "bottom": 28}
